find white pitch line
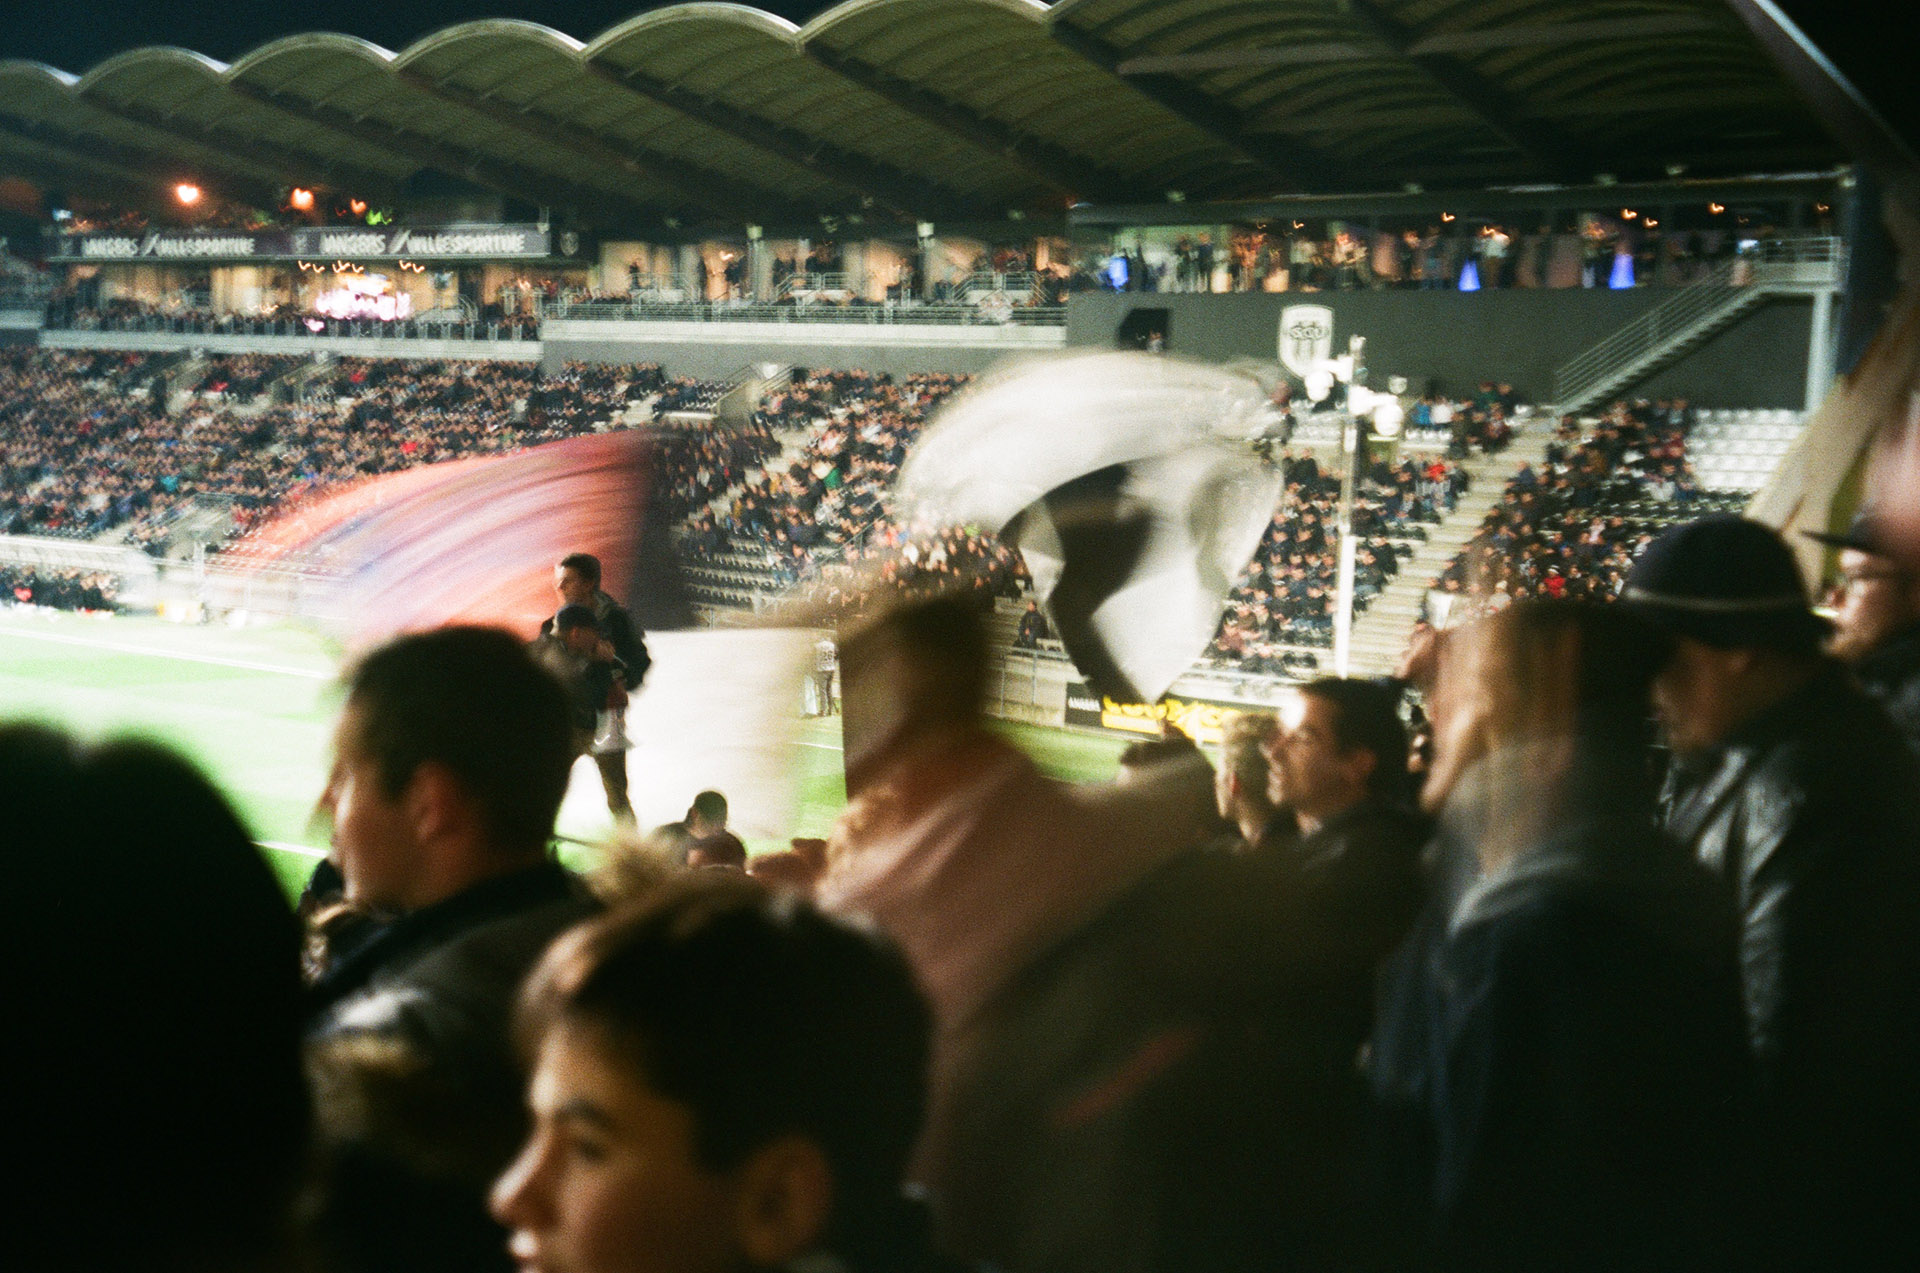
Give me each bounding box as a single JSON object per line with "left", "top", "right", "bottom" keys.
{"left": 258, "top": 839, "right": 326, "bottom": 859}
{"left": 0, "top": 625, "right": 332, "bottom": 679}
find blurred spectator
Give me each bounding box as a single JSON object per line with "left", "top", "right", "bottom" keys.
{"left": 1804, "top": 510, "right": 1920, "bottom": 753}
{"left": 5, "top": 723, "right": 309, "bottom": 1273}
{"left": 1623, "top": 516, "right": 1920, "bottom": 1268}
{"left": 1370, "top": 603, "right": 1746, "bottom": 1270}
{"left": 491, "top": 876, "right": 939, "bottom": 1273}
{"left": 306, "top": 627, "right": 600, "bottom": 1273}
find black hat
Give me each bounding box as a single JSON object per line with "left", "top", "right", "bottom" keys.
{"left": 1620, "top": 514, "right": 1829, "bottom": 652}
{"left": 1801, "top": 509, "right": 1893, "bottom": 555}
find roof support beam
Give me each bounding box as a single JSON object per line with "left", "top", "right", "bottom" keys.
{"left": 1047, "top": 19, "right": 1349, "bottom": 188}
{"left": 581, "top": 59, "right": 978, "bottom": 220}
{"left": 1339, "top": 0, "right": 1592, "bottom": 182}
{"left": 77, "top": 95, "right": 401, "bottom": 201}
{"left": 224, "top": 81, "right": 664, "bottom": 230}
{"left": 391, "top": 68, "right": 781, "bottom": 224}
{"left": 0, "top": 153, "right": 162, "bottom": 215}
{"left": 803, "top": 44, "right": 1135, "bottom": 204}
{"left": 0, "top": 110, "right": 283, "bottom": 211}
{"left": 0, "top": 131, "right": 179, "bottom": 210}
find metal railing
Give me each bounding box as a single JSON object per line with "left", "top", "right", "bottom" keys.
{"left": 43, "top": 307, "right": 539, "bottom": 342}
{"left": 1553, "top": 237, "right": 1844, "bottom": 406}
{"left": 775, "top": 272, "right": 852, "bottom": 302}
{"left": 954, "top": 270, "right": 1041, "bottom": 305}
{"left": 547, "top": 297, "right": 1065, "bottom": 326}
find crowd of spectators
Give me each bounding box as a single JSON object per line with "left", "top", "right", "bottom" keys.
{"left": 190, "top": 352, "right": 301, "bottom": 400}
{"left": 693, "top": 369, "right": 1022, "bottom": 608}
{"left": 1089, "top": 221, "right": 1806, "bottom": 294}
{"left": 0, "top": 351, "right": 673, "bottom": 557}
{"left": 45, "top": 295, "right": 542, "bottom": 339}
{"left": 32, "top": 527, "right": 1916, "bottom": 1273}
{"left": 1431, "top": 398, "right": 1705, "bottom": 621}
{"left": 1206, "top": 450, "right": 1467, "bottom": 664}
{"left": 0, "top": 564, "right": 118, "bottom": 611}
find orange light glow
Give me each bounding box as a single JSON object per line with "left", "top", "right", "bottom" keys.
{"left": 289, "top": 187, "right": 315, "bottom": 211}
{"left": 174, "top": 183, "right": 202, "bottom": 206}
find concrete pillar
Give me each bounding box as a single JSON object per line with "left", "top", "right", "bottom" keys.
{"left": 678, "top": 245, "right": 702, "bottom": 301}
{"left": 1805, "top": 286, "right": 1836, "bottom": 413}
{"left": 847, "top": 241, "right": 869, "bottom": 299}
{"left": 749, "top": 238, "right": 773, "bottom": 301}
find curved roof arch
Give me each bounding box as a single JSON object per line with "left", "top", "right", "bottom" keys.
{"left": 0, "top": 0, "right": 1854, "bottom": 231}
{"left": 74, "top": 46, "right": 231, "bottom": 95}
{"left": 0, "top": 60, "right": 80, "bottom": 90}
{"left": 227, "top": 33, "right": 399, "bottom": 81}
{"left": 587, "top": 3, "right": 803, "bottom": 56}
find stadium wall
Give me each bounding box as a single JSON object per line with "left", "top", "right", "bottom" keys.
{"left": 1068, "top": 290, "right": 1813, "bottom": 407}
{"left": 540, "top": 318, "right": 1065, "bottom": 378}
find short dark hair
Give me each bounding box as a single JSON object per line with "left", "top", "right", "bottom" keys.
{"left": 521, "top": 879, "right": 930, "bottom": 1255}
{"left": 690, "top": 789, "right": 728, "bottom": 824}
{"left": 1299, "top": 677, "right": 1409, "bottom": 802}
{"left": 345, "top": 626, "right": 573, "bottom": 850}
{"left": 838, "top": 593, "right": 989, "bottom": 725}
{"left": 558, "top": 552, "right": 602, "bottom": 587}
{"left": 554, "top": 604, "right": 597, "bottom": 634}
{"left": 5, "top": 725, "right": 308, "bottom": 1269}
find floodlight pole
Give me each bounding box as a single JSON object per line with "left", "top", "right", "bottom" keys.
{"left": 1332, "top": 335, "right": 1366, "bottom": 677}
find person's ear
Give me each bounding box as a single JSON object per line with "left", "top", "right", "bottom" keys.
{"left": 734, "top": 1135, "right": 834, "bottom": 1268}
{"left": 404, "top": 760, "right": 471, "bottom": 847}
{"left": 1345, "top": 747, "right": 1378, "bottom": 793}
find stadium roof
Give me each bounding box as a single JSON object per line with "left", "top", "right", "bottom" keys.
{"left": 0, "top": 0, "right": 1879, "bottom": 233}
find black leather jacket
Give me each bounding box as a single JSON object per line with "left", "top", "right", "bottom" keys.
{"left": 1659, "top": 663, "right": 1920, "bottom": 1265}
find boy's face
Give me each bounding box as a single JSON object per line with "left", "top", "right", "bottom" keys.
{"left": 492, "top": 1024, "right": 749, "bottom": 1273}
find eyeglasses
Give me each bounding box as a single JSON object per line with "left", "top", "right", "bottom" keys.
{"left": 1826, "top": 570, "right": 1906, "bottom": 594}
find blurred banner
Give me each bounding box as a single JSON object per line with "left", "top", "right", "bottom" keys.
{"left": 899, "top": 351, "right": 1283, "bottom": 703}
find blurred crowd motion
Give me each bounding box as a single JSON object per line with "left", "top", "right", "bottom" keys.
{"left": 11, "top": 497, "right": 1920, "bottom": 1273}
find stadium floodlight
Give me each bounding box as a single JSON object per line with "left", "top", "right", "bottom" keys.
{"left": 1371, "top": 396, "right": 1405, "bottom": 439}
{"left": 174, "top": 183, "right": 201, "bottom": 206}
{"left": 1304, "top": 366, "right": 1335, "bottom": 403}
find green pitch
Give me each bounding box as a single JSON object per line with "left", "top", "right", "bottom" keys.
{"left": 0, "top": 610, "right": 1129, "bottom": 898}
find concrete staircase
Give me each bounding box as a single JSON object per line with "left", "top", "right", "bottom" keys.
{"left": 1344, "top": 425, "right": 1554, "bottom": 676}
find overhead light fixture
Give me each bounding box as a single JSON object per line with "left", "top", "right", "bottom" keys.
{"left": 289, "top": 187, "right": 314, "bottom": 211}
{"left": 174, "top": 183, "right": 202, "bottom": 206}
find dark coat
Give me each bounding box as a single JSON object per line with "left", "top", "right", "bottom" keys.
{"left": 1368, "top": 810, "right": 1747, "bottom": 1272}
{"left": 1659, "top": 664, "right": 1920, "bottom": 1266}
{"left": 306, "top": 861, "right": 600, "bottom": 1273}
{"left": 937, "top": 803, "right": 1428, "bottom": 1273}
{"left": 308, "top": 860, "right": 599, "bottom": 1082}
